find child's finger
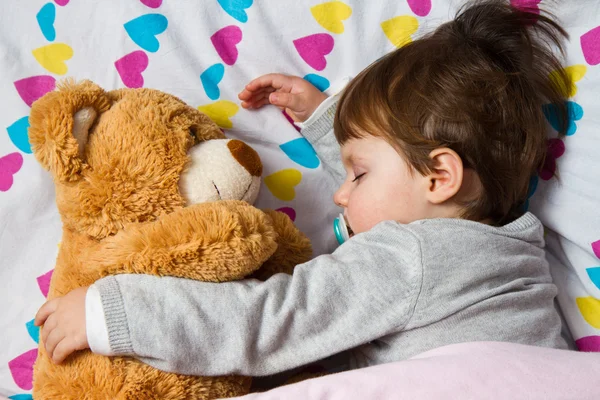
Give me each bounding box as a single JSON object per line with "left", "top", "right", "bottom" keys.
{"left": 44, "top": 326, "right": 64, "bottom": 361}
{"left": 35, "top": 299, "right": 58, "bottom": 326}
{"left": 241, "top": 91, "right": 273, "bottom": 109}
{"left": 52, "top": 339, "right": 73, "bottom": 364}
{"left": 269, "top": 92, "right": 301, "bottom": 112}
{"left": 245, "top": 74, "right": 293, "bottom": 94}
{"left": 40, "top": 315, "right": 57, "bottom": 344}
{"left": 249, "top": 97, "right": 273, "bottom": 109}
{"left": 238, "top": 86, "right": 271, "bottom": 101}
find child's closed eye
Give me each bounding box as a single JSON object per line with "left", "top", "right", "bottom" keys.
{"left": 352, "top": 173, "right": 366, "bottom": 182}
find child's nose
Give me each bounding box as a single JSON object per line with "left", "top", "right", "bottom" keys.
{"left": 333, "top": 185, "right": 348, "bottom": 208}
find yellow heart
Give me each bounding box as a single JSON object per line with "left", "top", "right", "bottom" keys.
{"left": 311, "top": 1, "right": 353, "bottom": 34}
{"left": 550, "top": 65, "right": 587, "bottom": 98}
{"left": 381, "top": 16, "right": 419, "bottom": 48}
{"left": 576, "top": 296, "right": 600, "bottom": 329}
{"left": 264, "top": 169, "right": 302, "bottom": 201}
{"left": 32, "top": 43, "right": 74, "bottom": 75}
{"left": 197, "top": 100, "right": 239, "bottom": 129}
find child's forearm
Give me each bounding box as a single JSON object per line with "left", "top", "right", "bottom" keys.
{"left": 87, "top": 225, "right": 422, "bottom": 376}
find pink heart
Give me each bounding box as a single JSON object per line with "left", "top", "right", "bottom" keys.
{"left": 282, "top": 111, "right": 301, "bottom": 132}
{"left": 115, "top": 51, "right": 149, "bottom": 88}
{"left": 539, "top": 138, "right": 564, "bottom": 181}
{"left": 54, "top": 0, "right": 69, "bottom": 5}
{"left": 9, "top": 348, "right": 38, "bottom": 390}
{"left": 575, "top": 335, "right": 600, "bottom": 352}
{"left": 140, "top": 0, "right": 162, "bottom": 8}
{"left": 211, "top": 25, "right": 242, "bottom": 66}
{"left": 293, "top": 34, "right": 334, "bottom": 71}
{"left": 407, "top": 0, "right": 431, "bottom": 17}
{"left": 37, "top": 269, "right": 54, "bottom": 298}
{"left": 0, "top": 153, "right": 24, "bottom": 192}
{"left": 592, "top": 240, "right": 600, "bottom": 259}
{"left": 510, "top": 0, "right": 541, "bottom": 13}
{"left": 581, "top": 26, "right": 600, "bottom": 66}
{"left": 14, "top": 75, "right": 56, "bottom": 107}
{"left": 276, "top": 207, "right": 296, "bottom": 222}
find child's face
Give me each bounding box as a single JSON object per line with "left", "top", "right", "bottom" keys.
{"left": 334, "top": 136, "right": 430, "bottom": 235}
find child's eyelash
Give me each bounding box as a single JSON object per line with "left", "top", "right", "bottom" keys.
{"left": 352, "top": 173, "right": 365, "bottom": 182}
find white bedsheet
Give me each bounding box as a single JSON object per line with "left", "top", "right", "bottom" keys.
{"left": 1, "top": 0, "right": 599, "bottom": 397}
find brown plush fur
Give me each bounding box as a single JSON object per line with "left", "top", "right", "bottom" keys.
{"left": 29, "top": 80, "right": 312, "bottom": 399}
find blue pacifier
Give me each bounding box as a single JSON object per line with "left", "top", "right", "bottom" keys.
{"left": 333, "top": 213, "right": 350, "bottom": 245}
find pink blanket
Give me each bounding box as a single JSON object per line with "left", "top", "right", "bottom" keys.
{"left": 231, "top": 342, "right": 599, "bottom": 400}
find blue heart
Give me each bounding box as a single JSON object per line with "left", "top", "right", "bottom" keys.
{"left": 587, "top": 267, "right": 600, "bottom": 290}
{"left": 542, "top": 101, "right": 583, "bottom": 136}
{"left": 280, "top": 138, "right": 320, "bottom": 169}
{"left": 124, "top": 14, "right": 168, "bottom": 53}
{"left": 217, "top": 0, "right": 253, "bottom": 23}
{"left": 200, "top": 63, "right": 225, "bottom": 100}
{"left": 25, "top": 319, "right": 40, "bottom": 344}
{"left": 9, "top": 395, "right": 33, "bottom": 400}
{"left": 523, "top": 175, "right": 539, "bottom": 211}
{"left": 37, "top": 3, "right": 56, "bottom": 41}
{"left": 7, "top": 116, "right": 31, "bottom": 154}
{"left": 303, "top": 74, "right": 330, "bottom": 92}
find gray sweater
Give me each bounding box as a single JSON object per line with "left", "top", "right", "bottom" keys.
{"left": 94, "top": 99, "right": 567, "bottom": 377}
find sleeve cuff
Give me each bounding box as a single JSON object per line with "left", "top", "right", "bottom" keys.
{"left": 85, "top": 284, "right": 115, "bottom": 356}
{"left": 296, "top": 76, "right": 351, "bottom": 144}
{"left": 94, "top": 276, "right": 135, "bottom": 355}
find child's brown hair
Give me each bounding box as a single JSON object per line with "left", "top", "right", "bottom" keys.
{"left": 334, "top": 0, "right": 571, "bottom": 225}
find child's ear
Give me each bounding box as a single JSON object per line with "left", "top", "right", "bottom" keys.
{"left": 424, "top": 148, "right": 463, "bottom": 204}
{"left": 29, "top": 79, "right": 111, "bottom": 182}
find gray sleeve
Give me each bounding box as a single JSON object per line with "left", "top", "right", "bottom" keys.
{"left": 94, "top": 222, "right": 423, "bottom": 377}
{"left": 301, "top": 98, "right": 346, "bottom": 187}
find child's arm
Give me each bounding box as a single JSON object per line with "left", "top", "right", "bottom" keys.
{"left": 239, "top": 74, "right": 347, "bottom": 186}
{"left": 89, "top": 223, "right": 422, "bottom": 377}
{"left": 38, "top": 223, "right": 422, "bottom": 375}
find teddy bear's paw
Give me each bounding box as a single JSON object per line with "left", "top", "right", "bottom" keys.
{"left": 250, "top": 209, "right": 313, "bottom": 280}
{"left": 96, "top": 201, "right": 280, "bottom": 282}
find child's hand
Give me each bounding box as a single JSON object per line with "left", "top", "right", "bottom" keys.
{"left": 34, "top": 286, "right": 90, "bottom": 364}
{"left": 238, "top": 74, "right": 328, "bottom": 122}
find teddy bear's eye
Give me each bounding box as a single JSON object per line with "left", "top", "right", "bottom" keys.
{"left": 188, "top": 127, "right": 197, "bottom": 142}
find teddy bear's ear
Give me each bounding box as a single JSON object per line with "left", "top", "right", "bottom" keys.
{"left": 28, "top": 79, "right": 111, "bottom": 182}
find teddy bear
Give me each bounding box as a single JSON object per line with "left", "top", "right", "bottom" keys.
{"left": 28, "top": 79, "right": 313, "bottom": 399}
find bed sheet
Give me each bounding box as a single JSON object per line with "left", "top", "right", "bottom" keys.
{"left": 1, "top": 0, "right": 599, "bottom": 398}
{"left": 231, "top": 342, "right": 600, "bottom": 400}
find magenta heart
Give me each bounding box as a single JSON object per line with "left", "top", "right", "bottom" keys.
{"left": 575, "top": 335, "right": 600, "bottom": 352}
{"left": 0, "top": 152, "right": 24, "bottom": 192}
{"left": 539, "top": 138, "right": 565, "bottom": 181}
{"left": 510, "top": 0, "right": 541, "bottom": 13}
{"left": 211, "top": 25, "right": 242, "bottom": 66}
{"left": 283, "top": 111, "right": 301, "bottom": 132}
{"left": 54, "top": 0, "right": 69, "bottom": 5}
{"left": 581, "top": 26, "right": 600, "bottom": 66}
{"left": 37, "top": 269, "right": 54, "bottom": 298}
{"left": 293, "top": 34, "right": 334, "bottom": 71}
{"left": 9, "top": 348, "right": 38, "bottom": 390}
{"left": 592, "top": 240, "right": 600, "bottom": 259}
{"left": 276, "top": 207, "right": 296, "bottom": 222}
{"left": 407, "top": 0, "right": 431, "bottom": 17}
{"left": 115, "top": 51, "right": 149, "bottom": 88}
{"left": 140, "top": 0, "right": 162, "bottom": 8}
{"left": 14, "top": 75, "right": 56, "bottom": 107}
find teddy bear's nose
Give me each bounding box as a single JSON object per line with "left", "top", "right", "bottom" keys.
{"left": 227, "top": 140, "right": 263, "bottom": 177}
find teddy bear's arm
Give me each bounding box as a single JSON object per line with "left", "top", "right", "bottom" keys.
{"left": 250, "top": 210, "right": 313, "bottom": 281}
{"left": 93, "top": 201, "right": 279, "bottom": 282}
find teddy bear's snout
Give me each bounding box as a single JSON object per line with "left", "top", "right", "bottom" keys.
{"left": 179, "top": 139, "right": 263, "bottom": 206}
